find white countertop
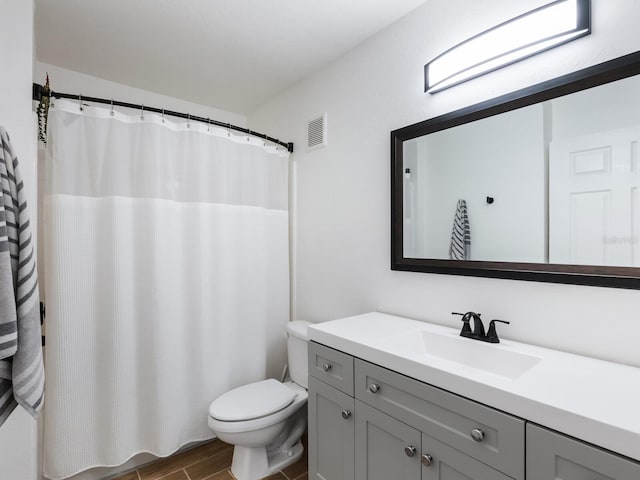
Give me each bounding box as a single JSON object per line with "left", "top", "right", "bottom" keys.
{"left": 308, "top": 312, "right": 640, "bottom": 461}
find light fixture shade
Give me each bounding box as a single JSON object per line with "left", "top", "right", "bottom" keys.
{"left": 424, "top": 0, "right": 591, "bottom": 94}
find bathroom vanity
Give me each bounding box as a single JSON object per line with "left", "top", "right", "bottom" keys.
{"left": 307, "top": 312, "right": 640, "bottom": 480}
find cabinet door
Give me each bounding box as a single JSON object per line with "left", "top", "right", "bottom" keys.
{"left": 309, "top": 376, "right": 355, "bottom": 480}
{"left": 355, "top": 400, "right": 421, "bottom": 480}
{"left": 421, "top": 433, "right": 512, "bottom": 480}
{"left": 527, "top": 423, "right": 640, "bottom": 480}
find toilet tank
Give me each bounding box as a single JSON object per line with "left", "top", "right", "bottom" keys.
{"left": 286, "top": 320, "right": 311, "bottom": 389}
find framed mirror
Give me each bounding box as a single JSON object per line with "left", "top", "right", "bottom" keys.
{"left": 391, "top": 51, "right": 640, "bottom": 289}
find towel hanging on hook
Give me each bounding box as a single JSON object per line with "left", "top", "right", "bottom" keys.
{"left": 449, "top": 199, "right": 471, "bottom": 260}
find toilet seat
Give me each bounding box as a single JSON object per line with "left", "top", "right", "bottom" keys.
{"left": 209, "top": 379, "right": 295, "bottom": 422}
{"left": 208, "top": 381, "right": 308, "bottom": 434}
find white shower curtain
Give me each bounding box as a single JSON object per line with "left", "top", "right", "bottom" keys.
{"left": 42, "top": 99, "right": 290, "bottom": 479}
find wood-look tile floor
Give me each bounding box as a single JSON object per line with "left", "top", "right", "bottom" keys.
{"left": 111, "top": 438, "right": 308, "bottom": 480}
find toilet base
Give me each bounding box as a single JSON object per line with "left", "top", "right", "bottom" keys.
{"left": 230, "top": 439, "right": 304, "bottom": 480}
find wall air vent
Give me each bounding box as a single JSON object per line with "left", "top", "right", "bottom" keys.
{"left": 307, "top": 113, "right": 327, "bottom": 151}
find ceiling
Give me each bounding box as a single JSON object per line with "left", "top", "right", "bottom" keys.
{"left": 35, "top": 0, "right": 428, "bottom": 114}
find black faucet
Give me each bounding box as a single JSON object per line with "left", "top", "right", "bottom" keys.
{"left": 452, "top": 312, "right": 510, "bottom": 343}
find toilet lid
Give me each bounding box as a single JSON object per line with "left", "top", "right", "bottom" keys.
{"left": 209, "top": 379, "right": 296, "bottom": 422}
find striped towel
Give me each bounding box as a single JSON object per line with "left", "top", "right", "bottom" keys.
{"left": 0, "top": 127, "right": 44, "bottom": 427}
{"left": 449, "top": 199, "right": 471, "bottom": 260}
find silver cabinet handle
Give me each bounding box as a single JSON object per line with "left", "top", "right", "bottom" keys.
{"left": 471, "top": 428, "right": 485, "bottom": 442}
{"left": 322, "top": 363, "right": 332, "bottom": 372}
{"left": 341, "top": 409, "right": 351, "bottom": 419}
{"left": 421, "top": 454, "right": 433, "bottom": 466}
{"left": 404, "top": 445, "right": 417, "bottom": 457}
{"left": 369, "top": 383, "right": 380, "bottom": 393}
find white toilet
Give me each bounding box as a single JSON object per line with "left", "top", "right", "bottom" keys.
{"left": 208, "top": 320, "right": 310, "bottom": 480}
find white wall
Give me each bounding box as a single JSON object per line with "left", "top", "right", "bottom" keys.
{"left": 35, "top": 62, "right": 246, "bottom": 127}
{"left": 0, "top": 1, "right": 40, "bottom": 479}
{"left": 551, "top": 74, "right": 640, "bottom": 139}
{"left": 249, "top": 0, "right": 640, "bottom": 368}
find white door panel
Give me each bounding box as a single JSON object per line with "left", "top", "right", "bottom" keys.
{"left": 550, "top": 127, "right": 640, "bottom": 266}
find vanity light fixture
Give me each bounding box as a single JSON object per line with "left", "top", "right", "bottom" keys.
{"left": 424, "top": 0, "right": 591, "bottom": 94}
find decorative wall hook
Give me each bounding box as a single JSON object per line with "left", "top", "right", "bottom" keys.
{"left": 486, "top": 196, "right": 495, "bottom": 204}
{"left": 37, "top": 73, "right": 51, "bottom": 144}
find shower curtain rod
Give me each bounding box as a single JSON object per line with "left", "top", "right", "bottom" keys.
{"left": 32, "top": 83, "right": 294, "bottom": 153}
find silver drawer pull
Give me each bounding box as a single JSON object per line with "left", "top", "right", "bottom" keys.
{"left": 421, "top": 454, "right": 433, "bottom": 466}
{"left": 341, "top": 409, "right": 351, "bottom": 419}
{"left": 369, "top": 383, "right": 380, "bottom": 393}
{"left": 404, "top": 445, "right": 417, "bottom": 457}
{"left": 471, "top": 428, "right": 485, "bottom": 442}
{"left": 322, "top": 362, "right": 332, "bottom": 372}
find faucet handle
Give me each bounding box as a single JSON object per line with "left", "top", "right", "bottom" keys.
{"left": 486, "top": 320, "right": 510, "bottom": 343}
{"left": 453, "top": 312, "right": 474, "bottom": 338}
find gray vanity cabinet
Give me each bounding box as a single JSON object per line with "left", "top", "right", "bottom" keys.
{"left": 355, "top": 400, "right": 421, "bottom": 480}
{"left": 308, "top": 341, "right": 640, "bottom": 480}
{"left": 526, "top": 424, "right": 640, "bottom": 480}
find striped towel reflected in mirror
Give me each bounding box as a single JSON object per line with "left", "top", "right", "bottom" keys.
{"left": 449, "top": 199, "right": 470, "bottom": 260}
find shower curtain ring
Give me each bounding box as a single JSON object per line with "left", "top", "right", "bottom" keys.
{"left": 161, "top": 108, "right": 165, "bottom": 123}
{"left": 263, "top": 133, "right": 268, "bottom": 147}
{"left": 187, "top": 114, "right": 191, "bottom": 128}
{"left": 78, "top": 94, "right": 83, "bottom": 111}
{"left": 140, "top": 104, "right": 144, "bottom": 121}
{"left": 207, "top": 118, "right": 211, "bottom": 132}
{"left": 110, "top": 99, "right": 114, "bottom": 116}
{"left": 227, "top": 123, "right": 231, "bottom": 137}
{"left": 247, "top": 129, "right": 251, "bottom": 142}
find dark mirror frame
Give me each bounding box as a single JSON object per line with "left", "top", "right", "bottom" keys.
{"left": 391, "top": 50, "right": 640, "bottom": 289}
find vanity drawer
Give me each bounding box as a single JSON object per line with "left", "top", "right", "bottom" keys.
{"left": 309, "top": 342, "right": 354, "bottom": 396}
{"left": 354, "top": 359, "right": 524, "bottom": 480}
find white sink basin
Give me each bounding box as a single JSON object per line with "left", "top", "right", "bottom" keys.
{"left": 380, "top": 330, "right": 541, "bottom": 380}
